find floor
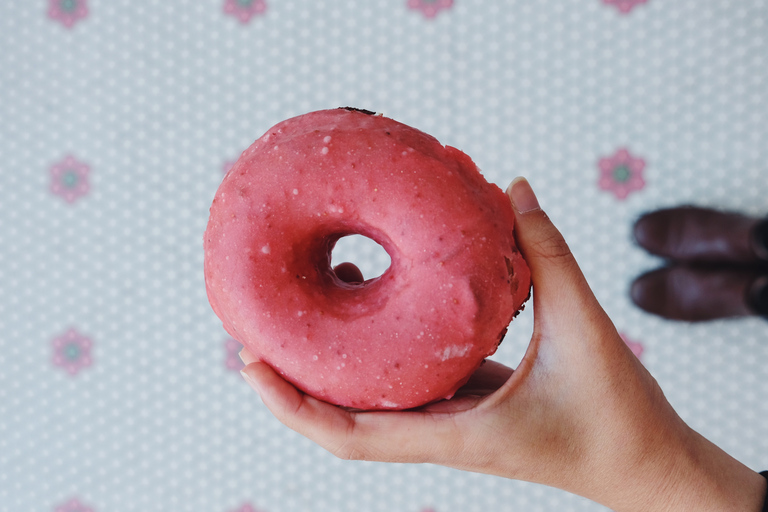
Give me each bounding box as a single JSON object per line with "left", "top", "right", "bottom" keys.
{"left": 2, "top": 1, "right": 767, "bottom": 511}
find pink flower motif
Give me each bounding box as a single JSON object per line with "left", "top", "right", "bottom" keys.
{"left": 619, "top": 332, "right": 644, "bottom": 360}
{"left": 223, "top": 0, "right": 267, "bottom": 23}
{"left": 598, "top": 148, "right": 646, "bottom": 200}
{"left": 50, "top": 155, "right": 90, "bottom": 203}
{"left": 48, "top": 0, "right": 88, "bottom": 28}
{"left": 407, "top": 0, "right": 454, "bottom": 19}
{"left": 225, "top": 337, "right": 245, "bottom": 372}
{"left": 54, "top": 497, "right": 94, "bottom": 512}
{"left": 52, "top": 328, "right": 93, "bottom": 376}
{"left": 229, "top": 503, "right": 263, "bottom": 512}
{"left": 602, "top": 0, "right": 648, "bottom": 14}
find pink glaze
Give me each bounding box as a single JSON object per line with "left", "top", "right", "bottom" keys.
{"left": 204, "top": 109, "right": 531, "bottom": 410}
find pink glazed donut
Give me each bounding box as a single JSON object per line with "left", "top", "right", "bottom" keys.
{"left": 204, "top": 108, "right": 531, "bottom": 410}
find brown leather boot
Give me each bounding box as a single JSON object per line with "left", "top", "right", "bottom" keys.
{"left": 633, "top": 206, "right": 768, "bottom": 264}
{"left": 630, "top": 265, "right": 768, "bottom": 322}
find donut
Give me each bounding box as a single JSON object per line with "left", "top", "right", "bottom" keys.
{"left": 204, "top": 108, "right": 531, "bottom": 410}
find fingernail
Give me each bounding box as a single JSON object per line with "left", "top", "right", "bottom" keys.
{"left": 240, "top": 368, "right": 262, "bottom": 396}
{"left": 239, "top": 346, "right": 259, "bottom": 366}
{"left": 509, "top": 177, "right": 540, "bottom": 213}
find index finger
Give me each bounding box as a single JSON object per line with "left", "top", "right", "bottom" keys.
{"left": 240, "top": 360, "right": 468, "bottom": 465}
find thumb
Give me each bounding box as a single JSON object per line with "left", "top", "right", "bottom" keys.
{"left": 506, "top": 177, "right": 598, "bottom": 317}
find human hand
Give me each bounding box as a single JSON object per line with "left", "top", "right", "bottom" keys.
{"left": 240, "top": 177, "right": 766, "bottom": 512}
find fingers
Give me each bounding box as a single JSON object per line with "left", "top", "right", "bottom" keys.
{"left": 239, "top": 346, "right": 258, "bottom": 365}
{"left": 457, "top": 360, "right": 514, "bottom": 396}
{"left": 240, "top": 361, "right": 359, "bottom": 453}
{"left": 333, "top": 262, "right": 364, "bottom": 284}
{"left": 239, "top": 360, "right": 467, "bottom": 465}
{"left": 506, "top": 177, "right": 600, "bottom": 317}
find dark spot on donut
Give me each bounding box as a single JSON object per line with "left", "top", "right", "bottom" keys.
{"left": 394, "top": 362, "right": 400, "bottom": 369}
{"left": 504, "top": 256, "right": 519, "bottom": 295}
{"left": 339, "top": 107, "right": 376, "bottom": 115}
{"left": 385, "top": 131, "right": 391, "bottom": 136}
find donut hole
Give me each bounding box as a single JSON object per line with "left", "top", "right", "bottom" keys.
{"left": 331, "top": 234, "right": 392, "bottom": 284}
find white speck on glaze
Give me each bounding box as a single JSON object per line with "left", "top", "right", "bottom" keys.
{"left": 440, "top": 344, "right": 473, "bottom": 361}
{"left": 323, "top": 135, "right": 332, "bottom": 143}
{"left": 292, "top": 188, "right": 299, "bottom": 195}
{"left": 321, "top": 147, "right": 329, "bottom": 155}
{"left": 261, "top": 244, "right": 271, "bottom": 254}
{"left": 313, "top": 355, "right": 319, "bottom": 361}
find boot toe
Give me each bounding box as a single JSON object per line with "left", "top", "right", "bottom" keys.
{"left": 633, "top": 211, "right": 674, "bottom": 258}
{"left": 630, "top": 268, "right": 670, "bottom": 317}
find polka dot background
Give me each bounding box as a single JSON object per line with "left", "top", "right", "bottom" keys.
{"left": 1, "top": 0, "right": 767, "bottom": 510}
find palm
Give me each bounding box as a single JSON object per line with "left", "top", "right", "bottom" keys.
{"left": 414, "top": 360, "right": 514, "bottom": 413}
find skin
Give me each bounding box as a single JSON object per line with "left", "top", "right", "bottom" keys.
{"left": 239, "top": 177, "right": 766, "bottom": 511}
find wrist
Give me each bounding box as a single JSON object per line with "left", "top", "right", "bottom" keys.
{"left": 587, "top": 422, "right": 766, "bottom": 512}
{"left": 657, "top": 428, "right": 766, "bottom": 512}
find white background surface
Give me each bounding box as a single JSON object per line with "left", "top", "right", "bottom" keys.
{"left": 2, "top": 1, "right": 768, "bottom": 511}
